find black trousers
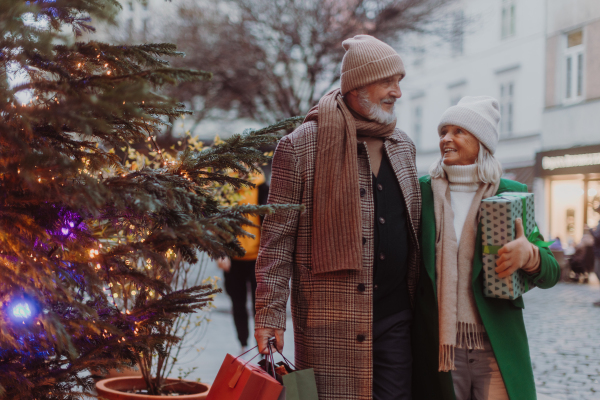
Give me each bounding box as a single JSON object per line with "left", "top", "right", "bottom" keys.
{"left": 373, "top": 309, "right": 413, "bottom": 400}
{"left": 223, "top": 259, "right": 257, "bottom": 347}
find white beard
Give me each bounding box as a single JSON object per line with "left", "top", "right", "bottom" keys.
{"left": 357, "top": 88, "right": 397, "bottom": 125}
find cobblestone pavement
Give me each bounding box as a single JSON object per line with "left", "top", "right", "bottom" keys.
{"left": 180, "top": 262, "right": 599, "bottom": 399}
{"left": 524, "top": 281, "right": 600, "bottom": 400}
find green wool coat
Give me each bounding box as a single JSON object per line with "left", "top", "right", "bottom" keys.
{"left": 412, "top": 176, "right": 560, "bottom": 400}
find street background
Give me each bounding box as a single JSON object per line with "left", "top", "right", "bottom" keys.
{"left": 176, "top": 262, "right": 600, "bottom": 400}
{"left": 87, "top": 1, "right": 600, "bottom": 397}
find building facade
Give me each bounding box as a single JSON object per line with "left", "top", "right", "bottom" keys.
{"left": 537, "top": 0, "right": 600, "bottom": 245}
{"left": 397, "top": 0, "right": 547, "bottom": 182}
{"left": 396, "top": 0, "right": 600, "bottom": 243}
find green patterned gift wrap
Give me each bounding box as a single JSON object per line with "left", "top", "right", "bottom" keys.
{"left": 480, "top": 192, "right": 537, "bottom": 300}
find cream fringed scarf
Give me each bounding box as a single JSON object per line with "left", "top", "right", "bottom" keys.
{"left": 432, "top": 175, "right": 499, "bottom": 372}
{"left": 304, "top": 88, "right": 395, "bottom": 275}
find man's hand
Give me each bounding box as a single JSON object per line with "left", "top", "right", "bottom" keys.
{"left": 216, "top": 257, "right": 231, "bottom": 273}
{"left": 495, "top": 218, "right": 540, "bottom": 278}
{"left": 255, "top": 328, "right": 285, "bottom": 355}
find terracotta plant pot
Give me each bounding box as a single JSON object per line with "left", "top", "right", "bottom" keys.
{"left": 96, "top": 376, "right": 210, "bottom": 399}
{"left": 91, "top": 366, "right": 142, "bottom": 380}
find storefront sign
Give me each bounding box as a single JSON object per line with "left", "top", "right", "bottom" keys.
{"left": 536, "top": 144, "right": 600, "bottom": 176}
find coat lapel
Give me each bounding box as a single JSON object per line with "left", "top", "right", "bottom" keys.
{"left": 384, "top": 135, "right": 421, "bottom": 250}
{"left": 384, "top": 132, "right": 422, "bottom": 303}
{"left": 420, "top": 179, "right": 438, "bottom": 295}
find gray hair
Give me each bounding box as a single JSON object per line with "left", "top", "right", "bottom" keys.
{"left": 356, "top": 87, "right": 396, "bottom": 125}
{"left": 429, "top": 143, "right": 503, "bottom": 184}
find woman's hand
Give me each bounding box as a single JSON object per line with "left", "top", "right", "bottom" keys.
{"left": 495, "top": 218, "right": 541, "bottom": 278}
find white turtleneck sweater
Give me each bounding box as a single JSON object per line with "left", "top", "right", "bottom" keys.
{"left": 441, "top": 163, "right": 480, "bottom": 243}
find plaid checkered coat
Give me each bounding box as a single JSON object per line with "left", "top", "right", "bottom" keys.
{"left": 255, "top": 121, "right": 421, "bottom": 400}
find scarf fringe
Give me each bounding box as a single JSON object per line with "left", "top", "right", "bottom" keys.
{"left": 438, "top": 322, "right": 485, "bottom": 372}
{"left": 457, "top": 321, "right": 485, "bottom": 350}
{"left": 439, "top": 344, "right": 455, "bottom": 372}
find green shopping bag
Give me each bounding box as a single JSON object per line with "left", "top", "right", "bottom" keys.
{"left": 262, "top": 339, "right": 319, "bottom": 400}
{"left": 281, "top": 368, "right": 319, "bottom": 400}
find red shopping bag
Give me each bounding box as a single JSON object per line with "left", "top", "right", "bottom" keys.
{"left": 206, "top": 350, "right": 284, "bottom": 400}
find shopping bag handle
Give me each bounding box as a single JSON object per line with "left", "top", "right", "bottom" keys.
{"left": 228, "top": 345, "right": 261, "bottom": 389}
{"left": 233, "top": 345, "right": 259, "bottom": 361}
{"left": 267, "top": 338, "right": 298, "bottom": 371}
{"left": 275, "top": 347, "right": 297, "bottom": 370}
{"left": 266, "top": 338, "right": 277, "bottom": 378}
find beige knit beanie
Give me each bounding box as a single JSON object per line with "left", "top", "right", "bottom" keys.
{"left": 340, "top": 35, "right": 405, "bottom": 95}
{"left": 438, "top": 96, "right": 501, "bottom": 154}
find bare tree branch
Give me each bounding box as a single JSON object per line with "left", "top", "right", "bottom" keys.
{"left": 164, "top": 0, "right": 458, "bottom": 125}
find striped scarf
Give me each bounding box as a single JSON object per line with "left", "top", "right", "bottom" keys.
{"left": 305, "top": 88, "right": 395, "bottom": 274}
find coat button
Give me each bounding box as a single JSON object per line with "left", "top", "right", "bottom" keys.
{"left": 374, "top": 284, "right": 379, "bottom": 291}
{"left": 379, "top": 217, "right": 385, "bottom": 224}
{"left": 468, "top": 349, "right": 473, "bottom": 353}
{"left": 357, "top": 334, "right": 366, "bottom": 342}
{"left": 379, "top": 252, "right": 385, "bottom": 260}
{"left": 468, "top": 359, "right": 475, "bottom": 363}
{"left": 357, "top": 283, "right": 365, "bottom": 292}
{"left": 377, "top": 184, "right": 383, "bottom": 191}
{"left": 362, "top": 237, "right": 366, "bottom": 245}
{"left": 360, "top": 188, "right": 366, "bottom": 197}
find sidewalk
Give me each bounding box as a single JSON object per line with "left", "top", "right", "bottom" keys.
{"left": 180, "top": 262, "right": 598, "bottom": 399}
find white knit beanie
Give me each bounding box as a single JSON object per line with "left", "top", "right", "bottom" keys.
{"left": 438, "top": 96, "right": 501, "bottom": 154}
{"left": 340, "top": 35, "right": 405, "bottom": 95}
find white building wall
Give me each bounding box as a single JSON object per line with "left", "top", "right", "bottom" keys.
{"left": 539, "top": 1, "right": 600, "bottom": 242}
{"left": 542, "top": 1, "right": 600, "bottom": 151}
{"left": 396, "top": 0, "right": 547, "bottom": 175}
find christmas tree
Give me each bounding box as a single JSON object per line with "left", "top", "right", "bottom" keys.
{"left": 0, "top": 1, "right": 300, "bottom": 397}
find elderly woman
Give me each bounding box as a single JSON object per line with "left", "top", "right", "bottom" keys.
{"left": 412, "top": 96, "right": 560, "bottom": 400}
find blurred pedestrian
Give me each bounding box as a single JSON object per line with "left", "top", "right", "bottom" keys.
{"left": 217, "top": 171, "right": 269, "bottom": 351}
{"left": 255, "top": 35, "right": 420, "bottom": 400}
{"left": 568, "top": 226, "right": 595, "bottom": 282}
{"left": 412, "top": 96, "right": 560, "bottom": 400}
{"left": 591, "top": 208, "right": 600, "bottom": 307}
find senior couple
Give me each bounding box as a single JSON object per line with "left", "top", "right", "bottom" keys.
{"left": 253, "top": 35, "right": 559, "bottom": 400}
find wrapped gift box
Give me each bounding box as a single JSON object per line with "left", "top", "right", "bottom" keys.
{"left": 480, "top": 192, "right": 536, "bottom": 300}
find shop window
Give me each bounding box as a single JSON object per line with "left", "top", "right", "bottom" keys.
{"left": 499, "top": 82, "right": 514, "bottom": 135}
{"left": 587, "top": 181, "right": 600, "bottom": 229}
{"left": 564, "top": 30, "right": 584, "bottom": 103}
{"left": 501, "top": 0, "right": 516, "bottom": 39}
{"left": 550, "top": 180, "right": 585, "bottom": 246}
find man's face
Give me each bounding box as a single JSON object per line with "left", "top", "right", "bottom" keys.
{"left": 348, "top": 74, "right": 403, "bottom": 124}
{"left": 361, "top": 74, "right": 403, "bottom": 113}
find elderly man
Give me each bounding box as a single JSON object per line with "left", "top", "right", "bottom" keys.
{"left": 254, "top": 35, "right": 421, "bottom": 400}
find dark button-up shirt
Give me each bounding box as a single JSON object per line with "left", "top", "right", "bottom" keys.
{"left": 372, "top": 154, "right": 410, "bottom": 321}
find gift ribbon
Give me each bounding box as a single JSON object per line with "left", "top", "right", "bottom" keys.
{"left": 482, "top": 193, "right": 554, "bottom": 256}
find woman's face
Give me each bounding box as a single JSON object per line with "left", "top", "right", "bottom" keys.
{"left": 438, "top": 125, "right": 480, "bottom": 166}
